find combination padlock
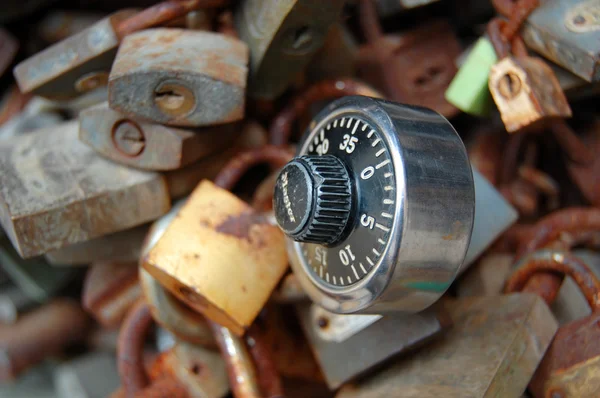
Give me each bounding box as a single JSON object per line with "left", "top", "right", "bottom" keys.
{"left": 273, "top": 95, "right": 483, "bottom": 314}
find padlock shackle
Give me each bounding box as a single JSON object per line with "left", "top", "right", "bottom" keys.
{"left": 505, "top": 250, "right": 600, "bottom": 311}
{"left": 487, "top": 18, "right": 528, "bottom": 59}
{"left": 116, "top": 0, "right": 228, "bottom": 38}
{"left": 269, "top": 79, "right": 383, "bottom": 146}
{"left": 214, "top": 146, "right": 293, "bottom": 191}
{"left": 491, "top": 0, "right": 539, "bottom": 42}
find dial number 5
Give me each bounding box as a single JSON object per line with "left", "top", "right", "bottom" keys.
{"left": 339, "top": 134, "right": 358, "bottom": 154}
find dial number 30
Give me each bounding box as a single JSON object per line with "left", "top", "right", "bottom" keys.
{"left": 339, "top": 134, "right": 358, "bottom": 154}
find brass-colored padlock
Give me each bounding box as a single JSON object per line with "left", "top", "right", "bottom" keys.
{"left": 79, "top": 102, "right": 238, "bottom": 170}
{"left": 108, "top": 28, "right": 248, "bottom": 127}
{"left": 489, "top": 55, "right": 573, "bottom": 133}
{"left": 234, "top": 0, "right": 346, "bottom": 99}
{"left": 0, "top": 121, "right": 170, "bottom": 258}
{"left": 142, "top": 180, "right": 288, "bottom": 336}
{"left": 336, "top": 294, "right": 558, "bottom": 398}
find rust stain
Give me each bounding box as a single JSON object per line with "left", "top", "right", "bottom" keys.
{"left": 215, "top": 210, "right": 268, "bottom": 241}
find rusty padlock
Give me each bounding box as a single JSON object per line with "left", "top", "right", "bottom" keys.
{"left": 457, "top": 252, "right": 514, "bottom": 297}
{"left": 0, "top": 299, "right": 91, "bottom": 381}
{"left": 37, "top": 11, "right": 104, "bottom": 44}
{"left": 108, "top": 28, "right": 248, "bottom": 127}
{"left": 519, "top": 0, "right": 600, "bottom": 82}
{"left": 44, "top": 224, "right": 149, "bottom": 266}
{"left": 297, "top": 302, "right": 451, "bottom": 390}
{"left": 142, "top": 178, "right": 288, "bottom": 336}
{"left": 336, "top": 294, "right": 558, "bottom": 398}
{"left": 139, "top": 199, "right": 215, "bottom": 347}
{"left": 82, "top": 261, "right": 141, "bottom": 328}
{"left": 504, "top": 249, "right": 600, "bottom": 397}
{"left": 487, "top": 17, "right": 572, "bottom": 133}
{"left": 79, "top": 102, "right": 238, "bottom": 170}
{"left": 0, "top": 121, "right": 170, "bottom": 258}
{"left": 233, "top": 0, "right": 346, "bottom": 99}
{"left": 357, "top": 0, "right": 460, "bottom": 118}
{"left": 13, "top": 1, "right": 228, "bottom": 100}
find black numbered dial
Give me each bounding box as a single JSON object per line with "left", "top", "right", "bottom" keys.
{"left": 276, "top": 115, "right": 396, "bottom": 288}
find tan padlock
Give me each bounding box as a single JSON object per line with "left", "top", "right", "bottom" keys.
{"left": 142, "top": 180, "right": 288, "bottom": 336}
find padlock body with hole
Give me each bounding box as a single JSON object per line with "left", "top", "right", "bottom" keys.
{"left": 234, "top": 0, "right": 345, "bottom": 99}
{"left": 336, "top": 294, "right": 557, "bottom": 398}
{"left": 445, "top": 36, "right": 497, "bottom": 117}
{"left": 142, "top": 180, "right": 288, "bottom": 336}
{"left": 489, "top": 56, "right": 572, "bottom": 133}
{"left": 0, "top": 121, "right": 170, "bottom": 258}
{"left": 108, "top": 28, "right": 248, "bottom": 127}
{"left": 79, "top": 102, "right": 237, "bottom": 170}
{"left": 13, "top": 10, "right": 135, "bottom": 100}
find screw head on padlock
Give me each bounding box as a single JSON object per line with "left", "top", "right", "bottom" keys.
{"left": 272, "top": 96, "right": 475, "bottom": 314}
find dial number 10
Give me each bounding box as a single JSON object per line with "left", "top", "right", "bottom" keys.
{"left": 339, "top": 245, "right": 356, "bottom": 266}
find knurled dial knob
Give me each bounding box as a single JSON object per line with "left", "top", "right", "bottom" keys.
{"left": 273, "top": 155, "right": 352, "bottom": 245}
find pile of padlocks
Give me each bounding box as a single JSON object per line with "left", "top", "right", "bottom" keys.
{"left": 1, "top": 0, "right": 599, "bottom": 396}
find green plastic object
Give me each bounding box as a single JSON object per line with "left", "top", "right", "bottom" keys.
{"left": 445, "top": 37, "right": 498, "bottom": 117}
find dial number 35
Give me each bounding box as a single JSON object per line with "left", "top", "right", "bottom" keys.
{"left": 339, "top": 134, "right": 358, "bottom": 154}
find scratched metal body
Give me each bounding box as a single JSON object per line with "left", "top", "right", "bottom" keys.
{"left": 297, "top": 303, "right": 450, "bottom": 389}
{"left": 0, "top": 121, "right": 170, "bottom": 258}
{"left": 336, "top": 294, "right": 558, "bottom": 398}
{"left": 79, "top": 102, "right": 238, "bottom": 170}
{"left": 108, "top": 28, "right": 248, "bottom": 127}
{"left": 44, "top": 224, "right": 149, "bottom": 266}
{"left": 522, "top": 0, "right": 600, "bottom": 82}
{"left": 234, "top": 0, "right": 346, "bottom": 99}
{"left": 13, "top": 10, "right": 135, "bottom": 100}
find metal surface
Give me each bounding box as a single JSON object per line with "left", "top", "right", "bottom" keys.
{"left": 488, "top": 55, "right": 573, "bottom": 133}
{"left": 335, "top": 294, "right": 558, "bottom": 398}
{"left": 53, "top": 352, "right": 121, "bottom": 398}
{"left": 209, "top": 322, "right": 261, "bottom": 398}
{"left": 357, "top": 18, "right": 461, "bottom": 118}
{"left": 0, "top": 299, "right": 91, "bottom": 381}
{"left": 149, "top": 338, "right": 230, "bottom": 397}
{"left": 0, "top": 121, "right": 170, "bottom": 258}
{"left": 44, "top": 224, "right": 149, "bottom": 266}
{"left": 286, "top": 96, "right": 475, "bottom": 314}
{"left": 529, "top": 310, "right": 600, "bottom": 398}
{"left": 38, "top": 11, "right": 105, "bottom": 44}
{"left": 108, "top": 28, "right": 248, "bottom": 127}
{"left": 0, "top": 237, "right": 75, "bottom": 302}
{"left": 234, "top": 0, "right": 346, "bottom": 99}
{"left": 376, "top": 0, "right": 442, "bottom": 17}
{"left": 521, "top": 0, "right": 600, "bottom": 82}
{"left": 82, "top": 261, "right": 141, "bottom": 327}
{"left": 13, "top": 10, "right": 136, "bottom": 100}
{"left": 79, "top": 102, "right": 238, "bottom": 170}
{"left": 297, "top": 303, "right": 450, "bottom": 389}
{"left": 142, "top": 180, "right": 288, "bottom": 336}
{"left": 0, "top": 28, "right": 18, "bottom": 78}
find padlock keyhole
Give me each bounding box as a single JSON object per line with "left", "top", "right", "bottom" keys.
{"left": 292, "top": 26, "right": 313, "bottom": 51}
{"left": 153, "top": 82, "right": 196, "bottom": 117}
{"left": 498, "top": 72, "right": 522, "bottom": 99}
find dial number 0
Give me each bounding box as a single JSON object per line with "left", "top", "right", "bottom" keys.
{"left": 339, "top": 134, "right": 358, "bottom": 154}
